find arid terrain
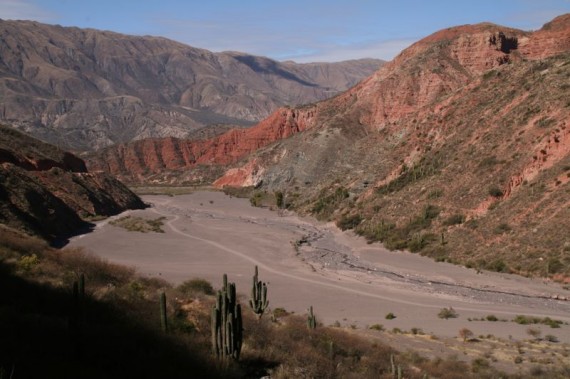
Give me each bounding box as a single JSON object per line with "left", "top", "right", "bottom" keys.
{"left": 87, "top": 14, "right": 570, "bottom": 279}
{"left": 69, "top": 191, "right": 570, "bottom": 373}
{"left": 0, "top": 125, "right": 144, "bottom": 239}
{"left": 0, "top": 19, "right": 381, "bottom": 150}
{"left": 2, "top": 11, "right": 570, "bottom": 378}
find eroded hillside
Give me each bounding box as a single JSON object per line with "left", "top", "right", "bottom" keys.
{"left": 88, "top": 15, "right": 570, "bottom": 277}
{"left": 0, "top": 19, "right": 381, "bottom": 150}
{"left": 0, "top": 125, "right": 145, "bottom": 240}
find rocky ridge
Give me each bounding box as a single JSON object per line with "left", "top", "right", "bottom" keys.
{"left": 0, "top": 125, "right": 145, "bottom": 240}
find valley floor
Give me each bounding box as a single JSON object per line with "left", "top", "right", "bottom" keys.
{"left": 68, "top": 191, "right": 570, "bottom": 373}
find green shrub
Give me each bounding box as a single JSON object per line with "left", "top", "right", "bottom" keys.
{"left": 312, "top": 187, "right": 349, "bottom": 218}
{"left": 547, "top": 258, "right": 564, "bottom": 274}
{"left": 410, "top": 327, "right": 423, "bottom": 335}
{"left": 486, "top": 315, "right": 498, "bottom": 322}
{"left": 369, "top": 324, "right": 384, "bottom": 331}
{"left": 512, "top": 315, "right": 563, "bottom": 328}
{"left": 408, "top": 233, "right": 432, "bottom": 253}
{"left": 423, "top": 204, "right": 440, "bottom": 220}
{"left": 488, "top": 259, "right": 508, "bottom": 272}
{"left": 493, "top": 223, "right": 511, "bottom": 235}
{"left": 385, "top": 312, "right": 396, "bottom": 320}
{"left": 250, "top": 192, "right": 263, "bottom": 207}
{"left": 177, "top": 278, "right": 214, "bottom": 295}
{"left": 376, "top": 154, "right": 442, "bottom": 194}
{"left": 488, "top": 186, "right": 503, "bottom": 198}
{"left": 17, "top": 254, "right": 40, "bottom": 272}
{"left": 336, "top": 214, "right": 363, "bottom": 231}
{"left": 438, "top": 307, "right": 458, "bottom": 319}
{"left": 275, "top": 191, "right": 284, "bottom": 208}
{"left": 443, "top": 214, "right": 465, "bottom": 226}
{"left": 273, "top": 307, "right": 290, "bottom": 318}
{"left": 427, "top": 189, "right": 443, "bottom": 199}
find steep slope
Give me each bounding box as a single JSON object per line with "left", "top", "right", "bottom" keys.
{"left": 0, "top": 19, "right": 382, "bottom": 151}
{"left": 213, "top": 15, "right": 570, "bottom": 278}
{"left": 88, "top": 14, "right": 570, "bottom": 277}
{"left": 0, "top": 125, "right": 145, "bottom": 240}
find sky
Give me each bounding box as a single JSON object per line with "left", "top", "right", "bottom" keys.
{"left": 1, "top": 0, "right": 570, "bottom": 63}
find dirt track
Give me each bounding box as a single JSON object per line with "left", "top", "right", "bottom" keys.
{"left": 69, "top": 191, "right": 570, "bottom": 345}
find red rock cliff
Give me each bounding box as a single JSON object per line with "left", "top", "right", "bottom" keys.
{"left": 87, "top": 106, "right": 318, "bottom": 178}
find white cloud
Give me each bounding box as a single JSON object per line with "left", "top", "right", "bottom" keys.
{"left": 0, "top": 0, "right": 55, "bottom": 22}
{"left": 287, "top": 39, "right": 417, "bottom": 63}
{"left": 152, "top": 15, "right": 417, "bottom": 64}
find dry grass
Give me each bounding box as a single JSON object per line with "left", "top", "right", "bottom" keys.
{"left": 109, "top": 215, "right": 166, "bottom": 233}
{"left": 2, "top": 228, "right": 569, "bottom": 378}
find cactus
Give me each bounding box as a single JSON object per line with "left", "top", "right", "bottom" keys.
{"left": 160, "top": 292, "right": 168, "bottom": 332}
{"left": 78, "top": 273, "right": 85, "bottom": 298}
{"left": 69, "top": 274, "right": 86, "bottom": 357}
{"left": 397, "top": 365, "right": 402, "bottom": 379}
{"left": 249, "top": 265, "right": 269, "bottom": 319}
{"left": 211, "top": 274, "right": 243, "bottom": 360}
{"left": 307, "top": 305, "right": 317, "bottom": 330}
{"left": 70, "top": 274, "right": 86, "bottom": 328}
{"left": 390, "top": 354, "right": 396, "bottom": 376}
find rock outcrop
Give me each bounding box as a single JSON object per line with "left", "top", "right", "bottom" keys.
{"left": 87, "top": 106, "right": 318, "bottom": 181}
{"left": 0, "top": 125, "right": 145, "bottom": 240}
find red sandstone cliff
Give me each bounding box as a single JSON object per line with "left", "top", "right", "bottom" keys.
{"left": 87, "top": 106, "right": 318, "bottom": 180}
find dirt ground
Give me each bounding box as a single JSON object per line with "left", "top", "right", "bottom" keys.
{"left": 68, "top": 191, "right": 570, "bottom": 373}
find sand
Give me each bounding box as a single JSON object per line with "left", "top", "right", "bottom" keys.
{"left": 68, "top": 191, "right": 570, "bottom": 346}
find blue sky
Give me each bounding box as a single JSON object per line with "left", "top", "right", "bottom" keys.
{"left": 1, "top": 0, "right": 570, "bottom": 62}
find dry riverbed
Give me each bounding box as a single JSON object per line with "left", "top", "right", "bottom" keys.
{"left": 68, "top": 191, "right": 570, "bottom": 373}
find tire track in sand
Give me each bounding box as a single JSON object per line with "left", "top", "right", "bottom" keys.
{"left": 150, "top": 205, "right": 570, "bottom": 320}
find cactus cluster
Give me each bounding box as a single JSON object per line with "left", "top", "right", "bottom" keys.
{"left": 249, "top": 265, "right": 269, "bottom": 319}
{"left": 211, "top": 274, "right": 243, "bottom": 360}
{"left": 307, "top": 305, "right": 317, "bottom": 330}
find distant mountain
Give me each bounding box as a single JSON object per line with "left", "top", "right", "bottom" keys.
{"left": 89, "top": 14, "right": 570, "bottom": 278}
{"left": 0, "top": 125, "right": 145, "bottom": 240}
{"left": 0, "top": 19, "right": 382, "bottom": 151}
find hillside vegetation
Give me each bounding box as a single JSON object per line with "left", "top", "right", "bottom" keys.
{"left": 209, "top": 15, "right": 570, "bottom": 279}
{"left": 2, "top": 226, "right": 568, "bottom": 378}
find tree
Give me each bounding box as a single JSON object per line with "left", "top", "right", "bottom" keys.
{"left": 459, "top": 327, "right": 473, "bottom": 342}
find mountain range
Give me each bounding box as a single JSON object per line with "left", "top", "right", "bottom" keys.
{"left": 87, "top": 14, "right": 570, "bottom": 278}
{"left": 0, "top": 19, "right": 382, "bottom": 151}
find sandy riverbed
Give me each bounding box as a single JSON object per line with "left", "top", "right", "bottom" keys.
{"left": 69, "top": 191, "right": 570, "bottom": 347}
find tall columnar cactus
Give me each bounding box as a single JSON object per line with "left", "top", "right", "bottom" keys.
{"left": 78, "top": 273, "right": 85, "bottom": 297}
{"left": 70, "top": 273, "right": 85, "bottom": 329}
{"left": 390, "top": 354, "right": 402, "bottom": 379}
{"left": 249, "top": 265, "right": 269, "bottom": 319}
{"left": 307, "top": 305, "right": 317, "bottom": 330}
{"left": 211, "top": 274, "right": 243, "bottom": 360}
{"left": 160, "top": 292, "right": 168, "bottom": 332}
